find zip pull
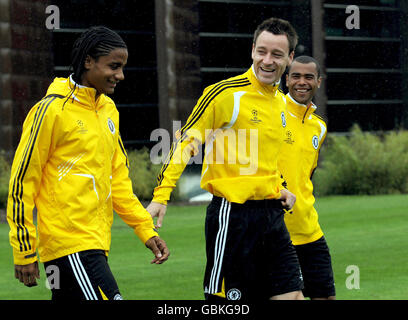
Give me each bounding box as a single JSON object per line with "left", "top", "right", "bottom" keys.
{"left": 302, "top": 107, "right": 309, "bottom": 123}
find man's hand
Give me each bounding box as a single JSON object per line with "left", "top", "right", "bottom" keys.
{"left": 146, "top": 201, "right": 167, "bottom": 229}
{"left": 145, "top": 236, "right": 170, "bottom": 264}
{"left": 279, "top": 189, "right": 296, "bottom": 210}
{"left": 14, "top": 261, "right": 40, "bottom": 287}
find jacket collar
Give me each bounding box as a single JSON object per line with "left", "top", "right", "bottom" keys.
{"left": 286, "top": 93, "right": 317, "bottom": 121}
{"left": 68, "top": 74, "right": 106, "bottom": 110}
{"left": 247, "top": 65, "right": 280, "bottom": 96}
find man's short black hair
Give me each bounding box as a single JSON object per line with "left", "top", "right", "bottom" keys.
{"left": 253, "top": 17, "right": 298, "bottom": 54}
{"left": 289, "top": 55, "right": 321, "bottom": 78}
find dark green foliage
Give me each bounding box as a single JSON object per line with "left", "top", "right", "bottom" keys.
{"left": 0, "top": 152, "right": 10, "bottom": 209}
{"left": 127, "top": 147, "right": 180, "bottom": 201}
{"left": 313, "top": 125, "right": 408, "bottom": 196}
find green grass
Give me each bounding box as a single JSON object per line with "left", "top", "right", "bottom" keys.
{"left": 1, "top": 194, "right": 407, "bottom": 300}
{"left": 315, "top": 194, "right": 408, "bottom": 300}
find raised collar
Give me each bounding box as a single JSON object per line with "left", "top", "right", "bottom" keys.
{"left": 68, "top": 74, "right": 105, "bottom": 110}
{"left": 247, "top": 65, "right": 280, "bottom": 96}
{"left": 286, "top": 93, "right": 317, "bottom": 121}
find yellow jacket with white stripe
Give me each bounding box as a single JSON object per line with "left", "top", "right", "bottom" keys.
{"left": 7, "top": 76, "right": 158, "bottom": 264}
{"left": 153, "top": 66, "right": 287, "bottom": 205}
{"left": 278, "top": 93, "right": 327, "bottom": 245}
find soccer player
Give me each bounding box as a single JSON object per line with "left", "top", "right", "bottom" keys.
{"left": 278, "top": 55, "right": 335, "bottom": 299}
{"left": 7, "top": 26, "right": 169, "bottom": 300}
{"left": 147, "top": 18, "right": 304, "bottom": 300}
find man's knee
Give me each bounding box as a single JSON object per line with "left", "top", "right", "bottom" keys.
{"left": 270, "top": 290, "right": 304, "bottom": 300}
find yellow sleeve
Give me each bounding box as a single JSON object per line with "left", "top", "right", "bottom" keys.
{"left": 153, "top": 137, "right": 201, "bottom": 205}
{"left": 7, "top": 97, "right": 57, "bottom": 265}
{"left": 311, "top": 121, "right": 327, "bottom": 177}
{"left": 153, "top": 84, "right": 225, "bottom": 204}
{"left": 111, "top": 134, "right": 158, "bottom": 244}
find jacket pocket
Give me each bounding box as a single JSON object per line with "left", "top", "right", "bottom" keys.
{"left": 54, "top": 172, "right": 99, "bottom": 230}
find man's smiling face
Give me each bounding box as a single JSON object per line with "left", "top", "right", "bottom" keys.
{"left": 286, "top": 61, "right": 321, "bottom": 105}
{"left": 251, "top": 31, "right": 294, "bottom": 86}
{"left": 81, "top": 48, "right": 128, "bottom": 97}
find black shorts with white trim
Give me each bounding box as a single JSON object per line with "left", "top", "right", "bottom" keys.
{"left": 44, "top": 249, "right": 122, "bottom": 300}
{"left": 203, "top": 196, "right": 303, "bottom": 300}
{"left": 294, "top": 236, "right": 336, "bottom": 299}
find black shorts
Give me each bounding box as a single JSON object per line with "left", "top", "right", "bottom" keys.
{"left": 204, "top": 196, "right": 303, "bottom": 300}
{"left": 44, "top": 249, "right": 122, "bottom": 300}
{"left": 294, "top": 236, "right": 336, "bottom": 298}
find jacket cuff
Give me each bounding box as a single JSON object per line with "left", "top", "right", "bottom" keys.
{"left": 13, "top": 249, "right": 38, "bottom": 265}
{"left": 153, "top": 187, "right": 172, "bottom": 205}
{"left": 134, "top": 225, "right": 159, "bottom": 244}
{"left": 152, "top": 197, "right": 168, "bottom": 206}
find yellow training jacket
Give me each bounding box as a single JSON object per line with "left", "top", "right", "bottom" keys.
{"left": 153, "top": 66, "right": 287, "bottom": 205}
{"left": 7, "top": 75, "right": 158, "bottom": 265}
{"left": 278, "top": 94, "right": 327, "bottom": 245}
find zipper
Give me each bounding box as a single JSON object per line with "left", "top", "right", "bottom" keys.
{"left": 302, "top": 106, "right": 309, "bottom": 124}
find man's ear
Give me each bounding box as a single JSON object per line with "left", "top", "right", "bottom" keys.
{"left": 288, "top": 50, "right": 295, "bottom": 65}
{"left": 251, "top": 42, "right": 256, "bottom": 60}
{"left": 317, "top": 76, "right": 322, "bottom": 89}
{"left": 84, "top": 55, "right": 94, "bottom": 71}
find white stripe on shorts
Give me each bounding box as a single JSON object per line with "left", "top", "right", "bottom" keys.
{"left": 68, "top": 252, "right": 98, "bottom": 300}
{"left": 209, "top": 198, "right": 231, "bottom": 294}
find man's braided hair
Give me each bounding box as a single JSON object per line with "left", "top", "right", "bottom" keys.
{"left": 70, "top": 26, "right": 127, "bottom": 83}
{"left": 61, "top": 26, "right": 127, "bottom": 109}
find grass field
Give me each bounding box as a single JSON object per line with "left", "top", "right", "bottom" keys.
{"left": 0, "top": 194, "right": 407, "bottom": 300}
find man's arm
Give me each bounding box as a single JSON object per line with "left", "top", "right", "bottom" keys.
{"left": 147, "top": 136, "right": 201, "bottom": 228}
{"left": 111, "top": 133, "right": 169, "bottom": 262}
{"left": 311, "top": 120, "right": 327, "bottom": 179}
{"left": 149, "top": 84, "right": 229, "bottom": 227}
{"left": 7, "top": 97, "right": 58, "bottom": 286}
